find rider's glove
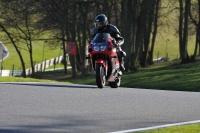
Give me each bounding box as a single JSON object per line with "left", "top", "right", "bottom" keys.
{"left": 112, "top": 40, "right": 119, "bottom": 47}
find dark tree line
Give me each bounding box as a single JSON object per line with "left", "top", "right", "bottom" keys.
{"left": 0, "top": 0, "right": 199, "bottom": 78}
{"left": 121, "top": 0, "right": 160, "bottom": 70}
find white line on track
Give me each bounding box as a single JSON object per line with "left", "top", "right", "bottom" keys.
{"left": 109, "top": 120, "right": 200, "bottom": 133}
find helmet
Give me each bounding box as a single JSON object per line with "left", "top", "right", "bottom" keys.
{"left": 94, "top": 14, "right": 108, "bottom": 30}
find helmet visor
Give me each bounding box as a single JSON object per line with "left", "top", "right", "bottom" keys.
{"left": 95, "top": 22, "right": 105, "bottom": 29}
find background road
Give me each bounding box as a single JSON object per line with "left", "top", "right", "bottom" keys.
{"left": 0, "top": 82, "right": 200, "bottom": 133}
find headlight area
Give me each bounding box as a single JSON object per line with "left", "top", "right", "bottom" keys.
{"left": 100, "top": 46, "right": 107, "bottom": 51}
{"left": 93, "top": 46, "right": 107, "bottom": 51}
{"left": 93, "top": 46, "right": 100, "bottom": 51}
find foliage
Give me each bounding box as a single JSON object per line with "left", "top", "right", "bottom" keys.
{"left": 0, "top": 0, "right": 199, "bottom": 77}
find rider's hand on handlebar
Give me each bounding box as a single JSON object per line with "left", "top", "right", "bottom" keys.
{"left": 112, "top": 40, "right": 118, "bottom": 47}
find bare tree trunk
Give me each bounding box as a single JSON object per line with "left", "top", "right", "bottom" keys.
{"left": 129, "top": 0, "right": 139, "bottom": 70}
{"left": 193, "top": 29, "right": 199, "bottom": 58}
{"left": 149, "top": 0, "right": 160, "bottom": 64}
{"left": 69, "top": 2, "right": 77, "bottom": 77}
{"left": 62, "top": 27, "right": 67, "bottom": 74}
{"left": 121, "top": 0, "right": 132, "bottom": 71}
{"left": 0, "top": 24, "right": 26, "bottom": 78}
{"left": 179, "top": 0, "right": 184, "bottom": 59}
{"left": 198, "top": 22, "right": 200, "bottom": 55}
{"left": 188, "top": 0, "right": 199, "bottom": 59}
{"left": 179, "top": 0, "right": 190, "bottom": 63}
{"left": 140, "top": 0, "right": 156, "bottom": 67}
{"left": 198, "top": 0, "right": 200, "bottom": 54}
{"left": 131, "top": 0, "right": 148, "bottom": 68}
{"left": 63, "top": 0, "right": 68, "bottom": 75}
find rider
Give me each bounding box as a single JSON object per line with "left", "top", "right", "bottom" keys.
{"left": 91, "top": 14, "right": 126, "bottom": 72}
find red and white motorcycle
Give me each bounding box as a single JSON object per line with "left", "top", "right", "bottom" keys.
{"left": 86, "top": 33, "right": 122, "bottom": 88}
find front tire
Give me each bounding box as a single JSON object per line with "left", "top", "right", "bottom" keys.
{"left": 96, "top": 64, "right": 106, "bottom": 88}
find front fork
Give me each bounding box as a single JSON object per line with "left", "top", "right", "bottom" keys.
{"left": 94, "top": 59, "right": 108, "bottom": 76}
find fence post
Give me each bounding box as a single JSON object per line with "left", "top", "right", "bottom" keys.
{"left": 36, "top": 64, "right": 38, "bottom": 72}
{"left": 0, "top": 66, "right": 3, "bottom": 76}
{"left": 44, "top": 59, "right": 46, "bottom": 72}
{"left": 157, "top": 51, "right": 159, "bottom": 63}
{"left": 54, "top": 58, "right": 56, "bottom": 71}
{"left": 40, "top": 63, "right": 43, "bottom": 72}
{"left": 12, "top": 64, "right": 14, "bottom": 76}
{"left": 49, "top": 59, "right": 51, "bottom": 67}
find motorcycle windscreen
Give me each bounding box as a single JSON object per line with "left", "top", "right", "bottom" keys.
{"left": 93, "top": 33, "right": 111, "bottom": 43}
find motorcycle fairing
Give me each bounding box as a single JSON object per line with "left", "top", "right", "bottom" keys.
{"left": 106, "top": 58, "right": 120, "bottom": 82}
{"left": 88, "top": 32, "right": 122, "bottom": 85}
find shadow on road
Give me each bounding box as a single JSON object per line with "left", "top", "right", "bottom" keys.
{"left": 0, "top": 115, "right": 103, "bottom": 133}
{"left": 1, "top": 82, "right": 97, "bottom": 89}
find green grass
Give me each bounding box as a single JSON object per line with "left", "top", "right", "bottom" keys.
{"left": 0, "top": 76, "right": 56, "bottom": 82}
{"left": 154, "top": 27, "right": 196, "bottom": 61}
{"left": 57, "top": 60, "right": 200, "bottom": 92}
{"left": 136, "top": 123, "right": 200, "bottom": 133}
{"left": 5, "top": 58, "right": 196, "bottom": 92}
{"left": 1, "top": 39, "right": 61, "bottom": 70}
{"left": 1, "top": 59, "right": 200, "bottom": 92}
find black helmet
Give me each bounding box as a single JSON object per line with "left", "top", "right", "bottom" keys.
{"left": 94, "top": 14, "right": 108, "bottom": 30}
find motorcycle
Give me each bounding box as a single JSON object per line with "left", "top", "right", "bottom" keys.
{"left": 86, "top": 33, "right": 122, "bottom": 89}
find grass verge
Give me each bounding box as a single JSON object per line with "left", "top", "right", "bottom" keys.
{"left": 0, "top": 76, "right": 58, "bottom": 83}
{"left": 40, "top": 60, "right": 200, "bottom": 92}
{"left": 136, "top": 123, "right": 200, "bottom": 133}
{"left": 2, "top": 59, "right": 199, "bottom": 92}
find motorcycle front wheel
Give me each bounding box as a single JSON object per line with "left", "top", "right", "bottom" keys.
{"left": 96, "top": 63, "right": 106, "bottom": 89}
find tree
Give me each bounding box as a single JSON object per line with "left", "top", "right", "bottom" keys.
{"left": 149, "top": 0, "right": 161, "bottom": 64}
{"left": 38, "top": 0, "right": 70, "bottom": 75}
{"left": 0, "top": 23, "right": 26, "bottom": 77}
{"left": 121, "top": 0, "right": 160, "bottom": 70}
{"left": 131, "top": 0, "right": 149, "bottom": 68}
{"left": 139, "top": 0, "right": 159, "bottom": 67}
{"left": 2, "top": 0, "right": 198, "bottom": 78}
{"left": 189, "top": 0, "right": 200, "bottom": 59}
{"left": 179, "top": 0, "right": 190, "bottom": 63}
{"left": 0, "top": 0, "right": 42, "bottom": 77}
{"left": 121, "top": 0, "right": 134, "bottom": 71}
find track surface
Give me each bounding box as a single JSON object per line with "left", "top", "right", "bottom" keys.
{"left": 0, "top": 82, "right": 200, "bottom": 133}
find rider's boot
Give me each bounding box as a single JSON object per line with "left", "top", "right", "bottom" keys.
{"left": 119, "top": 57, "right": 125, "bottom": 72}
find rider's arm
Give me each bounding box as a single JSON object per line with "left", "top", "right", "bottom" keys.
{"left": 115, "top": 34, "right": 124, "bottom": 46}
{"left": 91, "top": 27, "right": 98, "bottom": 39}
{"left": 109, "top": 25, "right": 124, "bottom": 46}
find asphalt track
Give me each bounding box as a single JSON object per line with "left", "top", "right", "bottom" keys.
{"left": 0, "top": 82, "right": 200, "bottom": 133}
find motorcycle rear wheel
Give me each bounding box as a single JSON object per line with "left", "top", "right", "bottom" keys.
{"left": 96, "top": 64, "right": 106, "bottom": 89}
{"left": 109, "top": 77, "right": 121, "bottom": 88}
